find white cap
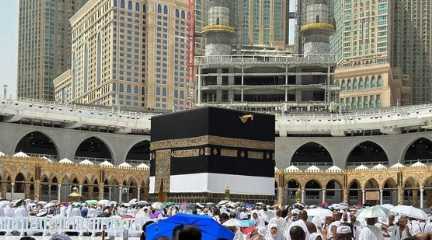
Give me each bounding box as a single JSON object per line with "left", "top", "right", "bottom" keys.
{"left": 336, "top": 225, "right": 352, "bottom": 234}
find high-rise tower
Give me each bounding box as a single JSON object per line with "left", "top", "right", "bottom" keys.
{"left": 17, "top": 0, "right": 87, "bottom": 101}
{"left": 202, "top": 0, "right": 236, "bottom": 56}
{"left": 300, "top": 0, "right": 334, "bottom": 56}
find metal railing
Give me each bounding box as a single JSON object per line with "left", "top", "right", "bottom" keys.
{"left": 291, "top": 162, "right": 333, "bottom": 167}
{"left": 196, "top": 54, "right": 336, "bottom": 66}
{"left": 403, "top": 159, "right": 432, "bottom": 165}
{"left": 74, "top": 157, "right": 113, "bottom": 164}
{"left": 125, "top": 159, "right": 151, "bottom": 166}
{"left": 26, "top": 153, "right": 58, "bottom": 160}
{"left": 346, "top": 161, "right": 389, "bottom": 167}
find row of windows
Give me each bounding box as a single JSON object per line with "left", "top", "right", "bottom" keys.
{"left": 340, "top": 95, "right": 382, "bottom": 110}
{"left": 337, "top": 75, "right": 384, "bottom": 91}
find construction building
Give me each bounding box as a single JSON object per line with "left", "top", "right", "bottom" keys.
{"left": 196, "top": 0, "right": 338, "bottom": 113}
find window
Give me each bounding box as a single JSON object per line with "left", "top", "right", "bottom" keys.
{"left": 128, "top": 1, "right": 132, "bottom": 10}
{"left": 164, "top": 5, "right": 168, "bottom": 14}
{"left": 135, "top": 2, "right": 140, "bottom": 12}
{"left": 120, "top": 0, "right": 125, "bottom": 8}
{"left": 158, "top": 4, "right": 162, "bottom": 13}
{"left": 181, "top": 10, "right": 185, "bottom": 19}
{"left": 176, "top": 9, "right": 179, "bottom": 18}
{"left": 113, "top": 0, "right": 117, "bottom": 7}
{"left": 316, "top": 15, "right": 320, "bottom": 23}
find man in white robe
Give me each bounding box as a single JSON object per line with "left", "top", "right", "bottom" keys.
{"left": 358, "top": 217, "right": 383, "bottom": 240}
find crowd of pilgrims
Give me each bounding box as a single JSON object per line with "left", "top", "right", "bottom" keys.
{"left": 1, "top": 199, "right": 432, "bottom": 240}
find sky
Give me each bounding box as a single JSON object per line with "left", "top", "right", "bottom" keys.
{"left": 0, "top": 1, "right": 18, "bottom": 98}
{"left": 0, "top": 0, "right": 297, "bottom": 99}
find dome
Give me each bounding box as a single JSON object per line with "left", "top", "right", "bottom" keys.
{"left": 119, "top": 162, "right": 133, "bottom": 168}
{"left": 354, "top": 164, "right": 369, "bottom": 171}
{"left": 100, "top": 161, "right": 114, "bottom": 167}
{"left": 372, "top": 164, "right": 387, "bottom": 170}
{"left": 306, "top": 165, "right": 320, "bottom": 172}
{"left": 326, "top": 166, "right": 342, "bottom": 173}
{"left": 0, "top": 152, "right": 5, "bottom": 157}
{"left": 285, "top": 165, "right": 301, "bottom": 173}
{"left": 13, "top": 152, "right": 29, "bottom": 158}
{"left": 137, "top": 163, "right": 150, "bottom": 170}
{"left": 390, "top": 163, "right": 405, "bottom": 169}
{"left": 41, "top": 156, "right": 53, "bottom": 162}
{"left": 79, "top": 159, "right": 94, "bottom": 165}
{"left": 411, "top": 161, "right": 427, "bottom": 168}
{"left": 59, "top": 158, "right": 74, "bottom": 164}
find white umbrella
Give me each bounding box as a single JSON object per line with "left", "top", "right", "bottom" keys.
{"left": 223, "top": 219, "right": 241, "bottom": 227}
{"left": 382, "top": 204, "right": 394, "bottom": 210}
{"left": 307, "top": 207, "right": 333, "bottom": 218}
{"left": 152, "top": 202, "right": 163, "bottom": 210}
{"left": 128, "top": 198, "right": 138, "bottom": 204}
{"left": 391, "top": 205, "right": 428, "bottom": 220}
{"left": 98, "top": 200, "right": 111, "bottom": 206}
{"left": 357, "top": 206, "right": 389, "bottom": 219}
{"left": 329, "top": 203, "right": 348, "bottom": 210}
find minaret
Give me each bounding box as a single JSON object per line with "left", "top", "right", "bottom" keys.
{"left": 301, "top": 0, "right": 335, "bottom": 56}
{"left": 202, "top": 0, "right": 235, "bottom": 56}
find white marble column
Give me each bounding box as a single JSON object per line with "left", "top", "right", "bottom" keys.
{"left": 119, "top": 186, "right": 123, "bottom": 203}
{"left": 11, "top": 183, "right": 15, "bottom": 200}
{"left": 322, "top": 189, "right": 326, "bottom": 204}
{"left": 301, "top": 189, "right": 305, "bottom": 204}
{"left": 137, "top": 187, "right": 141, "bottom": 201}
{"left": 362, "top": 189, "right": 366, "bottom": 205}
{"left": 109, "top": 187, "right": 112, "bottom": 200}
{"left": 420, "top": 186, "right": 424, "bottom": 209}
{"left": 379, "top": 188, "right": 383, "bottom": 205}
{"left": 57, "top": 184, "right": 61, "bottom": 202}
{"left": 79, "top": 184, "right": 83, "bottom": 196}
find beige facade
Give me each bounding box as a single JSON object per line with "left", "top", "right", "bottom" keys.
{"left": 331, "top": 0, "right": 432, "bottom": 107}
{"left": 0, "top": 156, "right": 149, "bottom": 202}
{"left": 237, "top": 0, "right": 290, "bottom": 49}
{"left": 69, "top": 0, "right": 189, "bottom": 111}
{"left": 17, "top": 0, "right": 87, "bottom": 101}
{"left": 53, "top": 70, "right": 72, "bottom": 104}
{"left": 276, "top": 164, "right": 432, "bottom": 208}
{"left": 335, "top": 64, "right": 410, "bottom": 110}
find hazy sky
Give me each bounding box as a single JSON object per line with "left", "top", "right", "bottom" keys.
{"left": 0, "top": 1, "right": 18, "bottom": 98}
{"left": 0, "top": 0, "right": 297, "bottom": 99}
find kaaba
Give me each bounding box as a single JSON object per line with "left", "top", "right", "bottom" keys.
{"left": 149, "top": 107, "right": 275, "bottom": 203}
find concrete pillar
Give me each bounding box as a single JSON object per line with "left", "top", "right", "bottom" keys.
{"left": 285, "top": 65, "right": 288, "bottom": 102}
{"left": 241, "top": 66, "right": 244, "bottom": 102}
{"left": 197, "top": 66, "right": 202, "bottom": 104}
{"left": 57, "top": 184, "right": 61, "bottom": 202}
{"left": 119, "top": 186, "right": 123, "bottom": 203}
{"left": 79, "top": 184, "right": 83, "bottom": 196}
{"left": 379, "top": 188, "right": 383, "bottom": 205}
{"left": 109, "top": 187, "right": 112, "bottom": 200}
{"left": 216, "top": 69, "right": 222, "bottom": 102}
{"left": 322, "top": 189, "right": 326, "bottom": 204}
{"left": 137, "top": 186, "right": 141, "bottom": 201}
{"left": 25, "top": 183, "right": 31, "bottom": 199}
{"left": 362, "top": 189, "right": 366, "bottom": 205}
{"left": 420, "top": 187, "right": 424, "bottom": 209}
{"left": 11, "top": 182, "right": 15, "bottom": 200}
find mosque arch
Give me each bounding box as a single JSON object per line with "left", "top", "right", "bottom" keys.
{"left": 403, "top": 138, "right": 432, "bottom": 163}
{"left": 346, "top": 141, "right": 389, "bottom": 166}
{"left": 15, "top": 131, "right": 58, "bottom": 159}
{"left": 125, "top": 140, "right": 150, "bottom": 164}
{"left": 348, "top": 179, "right": 361, "bottom": 205}
{"left": 325, "top": 179, "right": 343, "bottom": 204}
{"left": 304, "top": 180, "right": 322, "bottom": 205}
{"left": 75, "top": 137, "right": 113, "bottom": 162}
{"left": 291, "top": 142, "right": 333, "bottom": 166}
